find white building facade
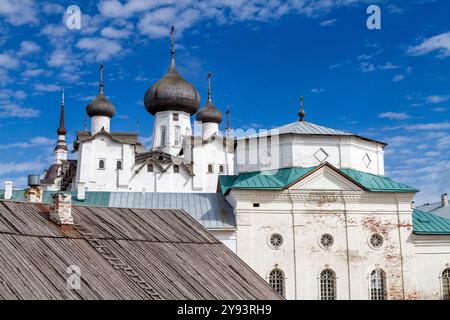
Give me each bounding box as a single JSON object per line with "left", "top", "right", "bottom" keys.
{"left": 34, "top": 29, "right": 450, "bottom": 300}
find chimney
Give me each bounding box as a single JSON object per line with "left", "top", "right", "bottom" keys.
{"left": 4, "top": 181, "right": 12, "bottom": 200}
{"left": 50, "top": 193, "right": 73, "bottom": 225}
{"left": 77, "top": 182, "right": 86, "bottom": 201}
{"left": 24, "top": 175, "right": 42, "bottom": 203}
{"left": 442, "top": 193, "right": 448, "bottom": 207}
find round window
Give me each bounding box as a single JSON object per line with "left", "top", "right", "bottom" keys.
{"left": 369, "top": 234, "right": 383, "bottom": 249}
{"left": 320, "top": 234, "right": 334, "bottom": 249}
{"left": 269, "top": 233, "right": 283, "bottom": 249}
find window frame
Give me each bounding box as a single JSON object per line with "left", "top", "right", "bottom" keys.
{"left": 442, "top": 268, "right": 450, "bottom": 300}
{"left": 207, "top": 164, "right": 214, "bottom": 174}
{"left": 319, "top": 269, "right": 337, "bottom": 300}
{"left": 173, "top": 164, "right": 180, "bottom": 173}
{"left": 98, "top": 159, "right": 105, "bottom": 170}
{"left": 268, "top": 268, "right": 285, "bottom": 297}
{"left": 160, "top": 126, "right": 167, "bottom": 147}
{"left": 369, "top": 268, "right": 387, "bottom": 300}
{"left": 116, "top": 160, "right": 122, "bottom": 170}
{"left": 147, "top": 163, "right": 154, "bottom": 172}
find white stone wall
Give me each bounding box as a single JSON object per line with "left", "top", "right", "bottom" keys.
{"left": 235, "top": 134, "right": 385, "bottom": 175}
{"left": 227, "top": 165, "right": 449, "bottom": 300}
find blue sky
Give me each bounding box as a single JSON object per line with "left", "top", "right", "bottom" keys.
{"left": 0, "top": 0, "right": 449, "bottom": 204}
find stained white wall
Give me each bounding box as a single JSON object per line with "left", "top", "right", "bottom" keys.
{"left": 227, "top": 166, "right": 449, "bottom": 300}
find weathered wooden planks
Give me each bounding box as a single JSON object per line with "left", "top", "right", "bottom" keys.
{"left": 0, "top": 200, "right": 281, "bottom": 300}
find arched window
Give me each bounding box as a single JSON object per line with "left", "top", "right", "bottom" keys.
{"left": 207, "top": 164, "right": 213, "bottom": 173}
{"left": 160, "top": 127, "right": 167, "bottom": 147}
{"left": 174, "top": 126, "right": 181, "bottom": 145}
{"left": 219, "top": 165, "right": 224, "bottom": 174}
{"left": 268, "top": 269, "right": 285, "bottom": 297}
{"left": 320, "top": 269, "right": 336, "bottom": 300}
{"left": 173, "top": 165, "right": 179, "bottom": 173}
{"left": 370, "top": 269, "right": 387, "bottom": 300}
{"left": 147, "top": 163, "right": 153, "bottom": 172}
{"left": 116, "top": 160, "right": 122, "bottom": 170}
{"left": 98, "top": 159, "right": 105, "bottom": 169}
{"left": 442, "top": 268, "right": 450, "bottom": 300}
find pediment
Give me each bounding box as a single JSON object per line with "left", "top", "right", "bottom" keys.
{"left": 289, "top": 165, "right": 364, "bottom": 191}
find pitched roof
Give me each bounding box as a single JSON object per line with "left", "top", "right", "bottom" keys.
{"left": 0, "top": 200, "right": 280, "bottom": 300}
{"left": 219, "top": 163, "right": 418, "bottom": 194}
{"left": 416, "top": 202, "right": 450, "bottom": 220}
{"left": 412, "top": 208, "right": 450, "bottom": 235}
{"left": 238, "top": 121, "right": 387, "bottom": 146}
{"left": 74, "top": 131, "right": 142, "bottom": 151}
{"left": 0, "top": 191, "right": 236, "bottom": 230}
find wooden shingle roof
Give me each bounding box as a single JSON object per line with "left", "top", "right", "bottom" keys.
{"left": 0, "top": 200, "right": 280, "bottom": 300}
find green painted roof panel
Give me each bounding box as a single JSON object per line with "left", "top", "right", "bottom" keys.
{"left": 219, "top": 165, "right": 418, "bottom": 194}
{"left": 413, "top": 209, "right": 450, "bottom": 234}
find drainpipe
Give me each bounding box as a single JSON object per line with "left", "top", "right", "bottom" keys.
{"left": 287, "top": 189, "right": 298, "bottom": 300}
{"left": 396, "top": 197, "right": 406, "bottom": 299}
{"left": 342, "top": 191, "right": 352, "bottom": 300}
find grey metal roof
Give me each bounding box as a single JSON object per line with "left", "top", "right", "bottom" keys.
{"left": 0, "top": 200, "right": 280, "bottom": 300}
{"left": 238, "top": 120, "right": 387, "bottom": 145}
{"left": 417, "top": 202, "right": 450, "bottom": 220}
{"left": 109, "top": 192, "right": 236, "bottom": 230}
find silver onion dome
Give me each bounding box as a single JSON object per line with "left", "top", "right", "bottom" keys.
{"left": 144, "top": 27, "right": 200, "bottom": 116}
{"left": 86, "top": 64, "right": 116, "bottom": 118}
{"left": 196, "top": 72, "right": 222, "bottom": 124}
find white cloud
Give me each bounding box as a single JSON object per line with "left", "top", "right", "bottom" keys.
{"left": 408, "top": 31, "right": 450, "bottom": 58}
{"left": 406, "top": 122, "right": 450, "bottom": 130}
{"left": 320, "top": 18, "right": 337, "bottom": 27}
{"left": 424, "top": 95, "right": 450, "bottom": 104}
{"left": 392, "top": 74, "right": 405, "bottom": 82}
{"left": 0, "top": 89, "right": 26, "bottom": 100}
{"left": 0, "top": 160, "right": 46, "bottom": 176}
{"left": 0, "top": 0, "right": 38, "bottom": 26}
{"left": 310, "top": 88, "right": 324, "bottom": 93}
{"left": 34, "top": 84, "right": 62, "bottom": 92}
{"left": 21, "top": 68, "right": 45, "bottom": 78}
{"left": 387, "top": 4, "right": 406, "bottom": 15}
{"left": 41, "top": 2, "right": 65, "bottom": 15}
{"left": 378, "top": 112, "right": 411, "bottom": 120}
{"left": 433, "top": 107, "right": 447, "bottom": 112}
{"left": 0, "top": 52, "right": 18, "bottom": 69}
{"left": 0, "top": 103, "right": 40, "bottom": 118}
{"left": 378, "top": 62, "right": 400, "bottom": 70}
{"left": 359, "top": 62, "right": 375, "bottom": 73}
{"left": 18, "top": 41, "right": 40, "bottom": 56}
{"left": 0, "top": 136, "right": 53, "bottom": 150}
{"left": 101, "top": 26, "right": 133, "bottom": 39}
{"left": 76, "top": 37, "right": 122, "bottom": 61}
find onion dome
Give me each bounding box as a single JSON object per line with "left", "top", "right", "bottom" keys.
{"left": 144, "top": 27, "right": 200, "bottom": 116}
{"left": 86, "top": 64, "right": 116, "bottom": 118}
{"left": 57, "top": 90, "right": 67, "bottom": 135}
{"left": 196, "top": 72, "right": 222, "bottom": 124}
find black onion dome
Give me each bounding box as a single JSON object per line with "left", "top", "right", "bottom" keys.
{"left": 144, "top": 62, "right": 200, "bottom": 116}
{"left": 196, "top": 72, "right": 222, "bottom": 124}
{"left": 196, "top": 100, "right": 222, "bottom": 124}
{"left": 86, "top": 92, "right": 116, "bottom": 118}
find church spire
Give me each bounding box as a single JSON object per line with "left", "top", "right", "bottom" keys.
{"left": 57, "top": 89, "right": 67, "bottom": 135}
{"left": 298, "top": 96, "right": 306, "bottom": 122}
{"left": 207, "top": 72, "right": 213, "bottom": 102}
{"left": 169, "top": 26, "right": 176, "bottom": 71}
{"left": 99, "top": 63, "right": 104, "bottom": 94}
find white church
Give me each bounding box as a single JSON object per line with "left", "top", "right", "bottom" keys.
{"left": 4, "top": 28, "right": 450, "bottom": 300}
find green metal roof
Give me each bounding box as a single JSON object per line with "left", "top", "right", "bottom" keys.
{"left": 340, "top": 168, "right": 419, "bottom": 193}
{"left": 413, "top": 209, "right": 450, "bottom": 235}
{"left": 0, "top": 190, "right": 111, "bottom": 206}
{"left": 219, "top": 164, "right": 418, "bottom": 194}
